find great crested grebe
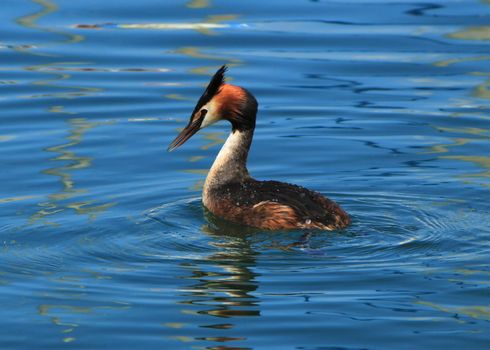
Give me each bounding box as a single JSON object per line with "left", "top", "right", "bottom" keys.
{"left": 168, "top": 66, "right": 350, "bottom": 231}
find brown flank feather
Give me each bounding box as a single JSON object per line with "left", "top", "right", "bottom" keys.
{"left": 204, "top": 179, "right": 350, "bottom": 231}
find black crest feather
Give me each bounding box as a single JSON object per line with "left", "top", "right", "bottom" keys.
{"left": 192, "top": 65, "right": 227, "bottom": 115}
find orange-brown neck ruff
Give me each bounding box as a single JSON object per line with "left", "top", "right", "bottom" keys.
{"left": 215, "top": 84, "right": 257, "bottom": 132}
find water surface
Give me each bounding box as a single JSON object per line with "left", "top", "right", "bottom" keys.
{"left": 1, "top": 0, "right": 490, "bottom": 349}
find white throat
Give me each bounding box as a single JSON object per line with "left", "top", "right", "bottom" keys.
{"left": 203, "top": 128, "right": 253, "bottom": 203}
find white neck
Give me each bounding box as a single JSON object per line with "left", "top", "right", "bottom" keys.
{"left": 203, "top": 128, "right": 253, "bottom": 195}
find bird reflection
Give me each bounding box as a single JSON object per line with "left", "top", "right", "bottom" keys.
{"left": 173, "top": 215, "right": 259, "bottom": 348}
{"left": 182, "top": 217, "right": 260, "bottom": 319}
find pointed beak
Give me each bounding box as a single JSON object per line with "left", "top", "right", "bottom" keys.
{"left": 167, "top": 116, "right": 203, "bottom": 152}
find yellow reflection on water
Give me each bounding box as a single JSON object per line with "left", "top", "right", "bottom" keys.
{"left": 0, "top": 135, "right": 16, "bottom": 142}
{"left": 38, "top": 300, "right": 131, "bottom": 343}
{"left": 168, "top": 336, "right": 194, "bottom": 343}
{"left": 433, "top": 55, "right": 490, "bottom": 67}
{"left": 175, "top": 47, "right": 241, "bottom": 64}
{"left": 13, "top": 0, "right": 115, "bottom": 224}
{"left": 190, "top": 179, "right": 205, "bottom": 192}
{"left": 189, "top": 66, "right": 217, "bottom": 75}
{"left": 447, "top": 26, "right": 490, "bottom": 41}
{"left": 454, "top": 268, "right": 490, "bottom": 276}
{"left": 186, "top": 0, "right": 211, "bottom": 8}
{"left": 0, "top": 195, "right": 42, "bottom": 204}
{"left": 446, "top": 0, "right": 490, "bottom": 42}
{"left": 441, "top": 155, "right": 490, "bottom": 180}
{"left": 184, "top": 169, "right": 208, "bottom": 175}
{"left": 15, "top": 0, "right": 84, "bottom": 55}
{"left": 425, "top": 138, "right": 469, "bottom": 154}
{"left": 427, "top": 123, "right": 490, "bottom": 187}
{"left": 417, "top": 300, "right": 490, "bottom": 321}
{"left": 48, "top": 105, "right": 77, "bottom": 114}
{"left": 206, "top": 14, "right": 239, "bottom": 24}
{"left": 66, "top": 201, "right": 117, "bottom": 218}
{"left": 474, "top": 79, "right": 490, "bottom": 99}
{"left": 165, "top": 93, "right": 191, "bottom": 101}
{"left": 17, "top": 0, "right": 58, "bottom": 29}
{"left": 189, "top": 156, "right": 205, "bottom": 162}
{"left": 435, "top": 126, "right": 489, "bottom": 136}
{"left": 163, "top": 322, "right": 186, "bottom": 329}
{"left": 30, "top": 118, "right": 117, "bottom": 224}
{"left": 180, "top": 46, "right": 241, "bottom": 76}
{"left": 199, "top": 14, "right": 240, "bottom": 36}
{"left": 200, "top": 131, "right": 225, "bottom": 150}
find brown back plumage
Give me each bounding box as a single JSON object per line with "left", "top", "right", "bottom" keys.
{"left": 205, "top": 179, "right": 350, "bottom": 230}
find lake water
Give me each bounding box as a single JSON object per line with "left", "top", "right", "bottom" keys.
{"left": 1, "top": 0, "right": 490, "bottom": 349}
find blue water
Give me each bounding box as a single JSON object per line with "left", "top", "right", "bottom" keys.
{"left": 1, "top": 0, "right": 490, "bottom": 349}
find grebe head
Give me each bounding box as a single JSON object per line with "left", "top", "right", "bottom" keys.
{"left": 168, "top": 65, "right": 258, "bottom": 152}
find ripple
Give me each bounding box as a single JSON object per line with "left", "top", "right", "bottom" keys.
{"left": 138, "top": 197, "right": 221, "bottom": 257}
{"left": 135, "top": 190, "right": 490, "bottom": 274}
{"left": 2, "top": 190, "right": 487, "bottom": 292}
{"left": 322, "top": 193, "right": 471, "bottom": 263}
